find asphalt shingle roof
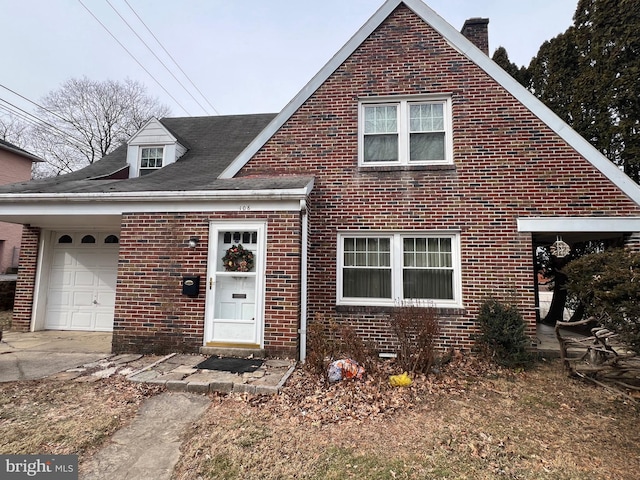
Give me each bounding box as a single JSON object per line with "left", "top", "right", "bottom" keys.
{"left": 0, "top": 114, "right": 312, "bottom": 194}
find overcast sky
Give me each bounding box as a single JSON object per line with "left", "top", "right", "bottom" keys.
{"left": 1, "top": 0, "right": 577, "bottom": 119}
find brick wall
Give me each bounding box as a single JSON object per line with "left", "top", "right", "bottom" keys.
{"left": 112, "top": 211, "right": 301, "bottom": 356}
{"left": 237, "top": 5, "right": 640, "bottom": 352}
{"left": 12, "top": 226, "right": 40, "bottom": 331}
{"left": 0, "top": 149, "right": 33, "bottom": 273}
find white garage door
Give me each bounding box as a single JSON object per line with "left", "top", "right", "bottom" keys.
{"left": 45, "top": 232, "right": 119, "bottom": 331}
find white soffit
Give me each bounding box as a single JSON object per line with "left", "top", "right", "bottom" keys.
{"left": 219, "top": 0, "right": 640, "bottom": 208}
{"left": 518, "top": 217, "right": 640, "bottom": 233}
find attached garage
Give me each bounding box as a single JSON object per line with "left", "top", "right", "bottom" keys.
{"left": 44, "top": 232, "right": 119, "bottom": 332}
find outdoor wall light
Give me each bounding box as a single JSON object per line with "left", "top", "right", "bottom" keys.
{"left": 188, "top": 237, "right": 199, "bottom": 248}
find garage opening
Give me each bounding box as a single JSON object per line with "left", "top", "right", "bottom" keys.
{"left": 44, "top": 232, "right": 119, "bottom": 331}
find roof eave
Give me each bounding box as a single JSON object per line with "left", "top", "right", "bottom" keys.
{"left": 0, "top": 143, "right": 44, "bottom": 162}
{"left": 0, "top": 180, "right": 315, "bottom": 204}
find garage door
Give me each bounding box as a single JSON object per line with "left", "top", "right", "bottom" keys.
{"left": 45, "top": 232, "right": 119, "bottom": 331}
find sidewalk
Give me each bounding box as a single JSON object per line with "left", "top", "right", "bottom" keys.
{"left": 80, "top": 392, "right": 211, "bottom": 480}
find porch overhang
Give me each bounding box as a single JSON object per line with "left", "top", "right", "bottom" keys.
{"left": 517, "top": 216, "right": 640, "bottom": 244}
{"left": 0, "top": 183, "right": 314, "bottom": 229}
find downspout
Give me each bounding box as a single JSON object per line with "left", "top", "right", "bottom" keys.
{"left": 299, "top": 199, "right": 309, "bottom": 362}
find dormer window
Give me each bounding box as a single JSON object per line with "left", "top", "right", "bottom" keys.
{"left": 126, "top": 118, "right": 187, "bottom": 178}
{"left": 140, "top": 147, "right": 164, "bottom": 176}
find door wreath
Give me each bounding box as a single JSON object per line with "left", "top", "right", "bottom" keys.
{"left": 222, "top": 244, "right": 255, "bottom": 272}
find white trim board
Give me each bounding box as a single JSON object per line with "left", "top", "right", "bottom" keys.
{"left": 518, "top": 217, "right": 640, "bottom": 233}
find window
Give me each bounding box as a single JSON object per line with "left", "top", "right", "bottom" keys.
{"left": 81, "top": 235, "right": 96, "bottom": 244}
{"left": 360, "top": 97, "right": 452, "bottom": 165}
{"left": 139, "top": 147, "right": 164, "bottom": 175}
{"left": 338, "top": 232, "right": 460, "bottom": 306}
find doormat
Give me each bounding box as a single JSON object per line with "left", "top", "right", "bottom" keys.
{"left": 195, "top": 356, "right": 263, "bottom": 374}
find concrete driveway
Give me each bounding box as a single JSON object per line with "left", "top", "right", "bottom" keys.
{"left": 0, "top": 330, "right": 112, "bottom": 382}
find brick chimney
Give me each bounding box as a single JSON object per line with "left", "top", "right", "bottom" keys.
{"left": 461, "top": 18, "right": 489, "bottom": 55}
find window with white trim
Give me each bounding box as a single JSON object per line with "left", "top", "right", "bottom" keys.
{"left": 338, "top": 232, "right": 460, "bottom": 306}
{"left": 359, "top": 97, "right": 452, "bottom": 165}
{"left": 139, "top": 147, "right": 164, "bottom": 176}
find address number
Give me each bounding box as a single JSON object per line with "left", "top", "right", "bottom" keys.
{"left": 239, "top": 205, "right": 251, "bottom": 211}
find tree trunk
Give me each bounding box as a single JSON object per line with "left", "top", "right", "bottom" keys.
{"left": 543, "top": 271, "right": 568, "bottom": 325}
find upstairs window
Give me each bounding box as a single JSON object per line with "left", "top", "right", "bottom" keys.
{"left": 360, "top": 97, "right": 452, "bottom": 166}
{"left": 139, "top": 147, "right": 164, "bottom": 176}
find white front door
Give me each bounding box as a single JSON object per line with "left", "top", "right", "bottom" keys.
{"left": 45, "top": 232, "right": 119, "bottom": 331}
{"left": 205, "top": 223, "right": 265, "bottom": 347}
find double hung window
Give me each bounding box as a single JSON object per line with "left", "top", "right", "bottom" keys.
{"left": 139, "top": 147, "right": 164, "bottom": 176}
{"left": 360, "top": 97, "right": 452, "bottom": 165}
{"left": 338, "top": 232, "right": 460, "bottom": 307}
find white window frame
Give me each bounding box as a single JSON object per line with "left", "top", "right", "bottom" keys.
{"left": 337, "top": 231, "right": 462, "bottom": 308}
{"left": 358, "top": 95, "right": 453, "bottom": 166}
{"left": 139, "top": 146, "right": 165, "bottom": 176}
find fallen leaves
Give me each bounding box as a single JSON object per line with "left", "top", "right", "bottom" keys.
{"left": 241, "top": 354, "right": 508, "bottom": 426}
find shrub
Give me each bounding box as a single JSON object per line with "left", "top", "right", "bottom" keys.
{"left": 305, "top": 314, "right": 377, "bottom": 379}
{"left": 388, "top": 301, "right": 440, "bottom": 375}
{"left": 565, "top": 248, "right": 640, "bottom": 354}
{"left": 475, "top": 299, "right": 533, "bottom": 368}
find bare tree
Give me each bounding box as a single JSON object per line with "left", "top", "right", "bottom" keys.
{"left": 30, "top": 77, "right": 171, "bottom": 176}
{"left": 0, "top": 113, "right": 29, "bottom": 146}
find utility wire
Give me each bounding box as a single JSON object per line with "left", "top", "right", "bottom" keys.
{"left": 0, "top": 98, "right": 88, "bottom": 148}
{"left": 0, "top": 83, "right": 72, "bottom": 126}
{"left": 123, "top": 0, "right": 220, "bottom": 115}
{"left": 77, "top": 0, "right": 193, "bottom": 116}
{"left": 107, "top": 0, "right": 216, "bottom": 116}
{"left": 0, "top": 104, "right": 43, "bottom": 130}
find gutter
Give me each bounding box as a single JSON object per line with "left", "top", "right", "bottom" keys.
{"left": 0, "top": 183, "right": 315, "bottom": 204}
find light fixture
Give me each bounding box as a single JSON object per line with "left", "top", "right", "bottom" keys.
{"left": 188, "top": 237, "right": 199, "bottom": 248}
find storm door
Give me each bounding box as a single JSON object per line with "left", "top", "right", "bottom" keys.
{"left": 205, "top": 222, "right": 265, "bottom": 348}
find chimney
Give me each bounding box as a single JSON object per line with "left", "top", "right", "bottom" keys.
{"left": 461, "top": 18, "right": 489, "bottom": 55}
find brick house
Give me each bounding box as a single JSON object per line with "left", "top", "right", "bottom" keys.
{"left": 1, "top": 0, "right": 639, "bottom": 359}
{"left": 0, "top": 139, "right": 41, "bottom": 274}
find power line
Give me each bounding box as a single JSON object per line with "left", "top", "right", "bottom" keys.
{"left": 0, "top": 98, "right": 87, "bottom": 148}
{"left": 122, "top": 0, "right": 220, "bottom": 115}
{"left": 77, "top": 0, "right": 193, "bottom": 116}
{"left": 0, "top": 83, "right": 71, "bottom": 126}
{"left": 106, "top": 0, "right": 216, "bottom": 116}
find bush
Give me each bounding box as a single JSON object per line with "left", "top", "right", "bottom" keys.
{"left": 475, "top": 299, "right": 533, "bottom": 368}
{"left": 565, "top": 248, "right": 640, "bottom": 354}
{"left": 388, "top": 301, "right": 440, "bottom": 375}
{"left": 305, "top": 314, "right": 377, "bottom": 379}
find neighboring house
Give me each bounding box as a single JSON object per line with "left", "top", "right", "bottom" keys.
{"left": 0, "top": 139, "right": 41, "bottom": 274}
{"left": 1, "top": 0, "right": 639, "bottom": 360}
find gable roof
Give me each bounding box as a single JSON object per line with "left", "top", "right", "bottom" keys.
{"left": 219, "top": 0, "right": 640, "bottom": 206}
{"left": 0, "top": 114, "right": 313, "bottom": 194}
{"left": 0, "top": 138, "right": 43, "bottom": 163}
{"left": 127, "top": 117, "right": 180, "bottom": 146}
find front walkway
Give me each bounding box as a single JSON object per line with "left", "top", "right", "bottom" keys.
{"left": 0, "top": 330, "right": 296, "bottom": 394}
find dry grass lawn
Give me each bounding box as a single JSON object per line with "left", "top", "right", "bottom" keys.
{"left": 0, "top": 377, "right": 163, "bottom": 458}
{"left": 1, "top": 347, "right": 638, "bottom": 479}
{"left": 174, "top": 359, "right": 640, "bottom": 480}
